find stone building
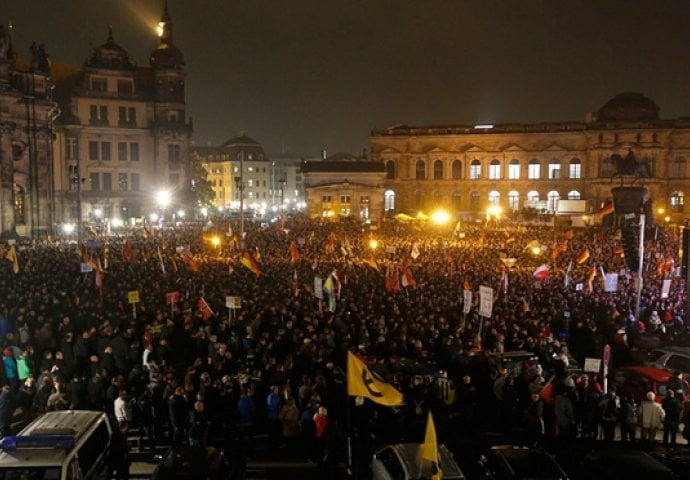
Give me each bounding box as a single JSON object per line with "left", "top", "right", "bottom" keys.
{"left": 51, "top": 2, "right": 192, "bottom": 228}
{"left": 369, "top": 92, "right": 690, "bottom": 223}
{"left": 0, "top": 29, "right": 59, "bottom": 239}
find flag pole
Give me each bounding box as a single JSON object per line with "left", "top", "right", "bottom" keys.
{"left": 347, "top": 396, "right": 353, "bottom": 476}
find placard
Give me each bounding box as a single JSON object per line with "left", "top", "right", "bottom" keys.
{"left": 225, "top": 296, "right": 242, "bottom": 309}
{"left": 128, "top": 290, "right": 140, "bottom": 304}
{"left": 479, "top": 285, "right": 493, "bottom": 317}
{"left": 584, "top": 358, "right": 602, "bottom": 373}
{"left": 314, "top": 276, "right": 323, "bottom": 299}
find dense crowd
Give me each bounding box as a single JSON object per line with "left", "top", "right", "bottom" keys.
{"left": 0, "top": 215, "right": 685, "bottom": 478}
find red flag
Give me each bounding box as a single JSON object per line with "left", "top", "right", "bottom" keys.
{"left": 198, "top": 297, "right": 214, "bottom": 320}
{"left": 400, "top": 258, "right": 416, "bottom": 289}
{"left": 533, "top": 264, "right": 549, "bottom": 281}
{"left": 385, "top": 262, "right": 401, "bottom": 292}
{"left": 122, "top": 240, "right": 133, "bottom": 262}
{"left": 166, "top": 291, "right": 181, "bottom": 305}
{"left": 289, "top": 240, "right": 300, "bottom": 262}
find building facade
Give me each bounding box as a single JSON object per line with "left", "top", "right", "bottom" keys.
{"left": 52, "top": 3, "right": 192, "bottom": 228}
{"left": 370, "top": 92, "right": 690, "bottom": 222}
{"left": 0, "top": 31, "right": 59, "bottom": 239}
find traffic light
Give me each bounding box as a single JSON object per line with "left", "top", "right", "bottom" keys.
{"left": 621, "top": 224, "right": 640, "bottom": 271}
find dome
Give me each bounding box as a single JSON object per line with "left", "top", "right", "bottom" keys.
{"left": 597, "top": 92, "right": 660, "bottom": 122}
{"left": 84, "top": 27, "right": 136, "bottom": 70}
{"left": 150, "top": 43, "right": 185, "bottom": 70}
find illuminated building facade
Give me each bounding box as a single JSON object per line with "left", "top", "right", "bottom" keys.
{"left": 370, "top": 93, "right": 690, "bottom": 222}
{"left": 52, "top": 3, "right": 192, "bottom": 227}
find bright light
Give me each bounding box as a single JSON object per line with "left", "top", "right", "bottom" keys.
{"left": 177, "top": 210, "right": 185, "bottom": 218}
{"left": 217, "top": 205, "right": 224, "bottom": 212}
{"left": 658, "top": 208, "right": 665, "bottom": 215}
{"left": 531, "top": 246, "right": 542, "bottom": 255}
{"left": 62, "top": 223, "right": 75, "bottom": 234}
{"left": 665, "top": 216, "right": 671, "bottom": 223}
{"left": 474, "top": 124, "right": 494, "bottom": 129}
{"left": 200, "top": 207, "right": 208, "bottom": 217}
{"left": 94, "top": 208, "right": 103, "bottom": 218}
{"left": 369, "top": 239, "right": 379, "bottom": 250}
{"left": 111, "top": 218, "right": 123, "bottom": 228}
{"left": 156, "top": 21, "right": 165, "bottom": 37}
{"left": 150, "top": 213, "right": 159, "bottom": 222}
{"left": 211, "top": 236, "right": 221, "bottom": 247}
{"left": 431, "top": 210, "right": 450, "bottom": 225}
{"left": 486, "top": 205, "right": 503, "bottom": 219}
{"left": 156, "top": 190, "right": 171, "bottom": 208}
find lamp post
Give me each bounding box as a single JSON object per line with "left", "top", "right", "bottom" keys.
{"left": 234, "top": 151, "right": 245, "bottom": 247}
{"left": 279, "top": 175, "right": 287, "bottom": 224}
{"left": 156, "top": 190, "right": 171, "bottom": 228}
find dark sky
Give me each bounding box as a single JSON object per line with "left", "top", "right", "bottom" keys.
{"left": 5, "top": 1, "right": 690, "bottom": 156}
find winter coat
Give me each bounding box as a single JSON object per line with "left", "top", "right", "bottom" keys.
{"left": 640, "top": 399, "right": 665, "bottom": 429}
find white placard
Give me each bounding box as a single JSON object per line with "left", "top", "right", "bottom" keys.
{"left": 463, "top": 289, "right": 472, "bottom": 314}
{"left": 604, "top": 273, "right": 619, "bottom": 292}
{"left": 584, "top": 358, "right": 602, "bottom": 373}
{"left": 661, "top": 279, "right": 672, "bottom": 299}
{"left": 479, "top": 285, "right": 493, "bottom": 317}
{"left": 314, "top": 276, "right": 323, "bottom": 299}
{"left": 225, "top": 296, "right": 242, "bottom": 309}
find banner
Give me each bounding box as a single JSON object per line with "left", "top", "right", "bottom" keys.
{"left": 479, "top": 285, "right": 493, "bottom": 317}
{"left": 463, "top": 289, "right": 472, "bottom": 314}
{"left": 661, "top": 279, "right": 672, "bottom": 299}
{"left": 314, "top": 276, "right": 323, "bottom": 299}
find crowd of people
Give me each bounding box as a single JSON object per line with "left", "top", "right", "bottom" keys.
{"left": 0, "top": 214, "right": 685, "bottom": 477}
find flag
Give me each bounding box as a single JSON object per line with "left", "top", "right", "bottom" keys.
{"left": 185, "top": 253, "right": 199, "bottom": 273}
{"left": 323, "top": 270, "right": 341, "bottom": 312}
{"left": 123, "top": 240, "right": 133, "bottom": 262}
{"left": 564, "top": 260, "right": 573, "bottom": 287}
{"left": 411, "top": 242, "right": 420, "bottom": 260}
{"left": 586, "top": 265, "right": 597, "bottom": 293}
{"left": 240, "top": 250, "right": 262, "bottom": 277}
{"left": 157, "top": 246, "right": 166, "bottom": 274}
{"left": 524, "top": 239, "right": 541, "bottom": 252}
{"left": 360, "top": 258, "right": 380, "bottom": 272}
{"left": 198, "top": 297, "right": 214, "bottom": 320}
{"left": 385, "top": 262, "right": 401, "bottom": 293}
{"left": 288, "top": 240, "right": 300, "bottom": 262}
{"left": 420, "top": 412, "right": 443, "bottom": 480}
{"left": 597, "top": 201, "right": 614, "bottom": 216}
{"left": 576, "top": 248, "right": 590, "bottom": 265}
{"left": 499, "top": 257, "right": 517, "bottom": 268}
{"left": 346, "top": 351, "right": 404, "bottom": 406}
{"left": 533, "top": 264, "right": 549, "bottom": 281}
{"left": 400, "top": 258, "right": 416, "bottom": 289}
{"left": 551, "top": 241, "right": 567, "bottom": 261}
{"left": 5, "top": 245, "right": 18, "bottom": 274}
{"left": 564, "top": 229, "right": 575, "bottom": 240}
{"left": 95, "top": 257, "right": 105, "bottom": 289}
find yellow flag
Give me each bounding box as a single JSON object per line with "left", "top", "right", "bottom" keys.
{"left": 346, "top": 351, "right": 404, "bottom": 406}
{"left": 576, "top": 248, "right": 590, "bottom": 265}
{"left": 6, "top": 245, "right": 18, "bottom": 274}
{"left": 421, "top": 412, "right": 443, "bottom": 480}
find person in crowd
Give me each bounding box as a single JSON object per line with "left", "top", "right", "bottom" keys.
{"left": 640, "top": 391, "right": 665, "bottom": 446}
{"left": 279, "top": 396, "right": 301, "bottom": 454}
{"left": 662, "top": 389, "right": 682, "bottom": 449}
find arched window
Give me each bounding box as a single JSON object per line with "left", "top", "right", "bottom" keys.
{"left": 488, "top": 190, "right": 500, "bottom": 205}
{"left": 567, "top": 190, "right": 581, "bottom": 200}
{"left": 415, "top": 190, "right": 426, "bottom": 209}
{"left": 548, "top": 159, "right": 561, "bottom": 179}
{"left": 452, "top": 191, "right": 462, "bottom": 211}
{"left": 672, "top": 157, "right": 687, "bottom": 178}
{"left": 488, "top": 159, "right": 501, "bottom": 180}
{"left": 600, "top": 155, "right": 614, "bottom": 177}
{"left": 547, "top": 190, "right": 560, "bottom": 212}
{"left": 433, "top": 160, "right": 444, "bottom": 180}
{"left": 415, "top": 160, "right": 426, "bottom": 180}
{"left": 569, "top": 158, "right": 581, "bottom": 179}
{"left": 508, "top": 159, "right": 520, "bottom": 180}
{"left": 13, "top": 184, "right": 25, "bottom": 224}
{"left": 452, "top": 160, "right": 462, "bottom": 180}
{"left": 528, "top": 159, "right": 540, "bottom": 179}
{"left": 508, "top": 190, "right": 519, "bottom": 211}
{"left": 470, "top": 159, "right": 481, "bottom": 179}
{"left": 470, "top": 191, "right": 480, "bottom": 212}
{"left": 384, "top": 190, "right": 395, "bottom": 211}
{"left": 526, "top": 190, "right": 539, "bottom": 207}
{"left": 671, "top": 191, "right": 685, "bottom": 212}
{"left": 386, "top": 160, "right": 395, "bottom": 179}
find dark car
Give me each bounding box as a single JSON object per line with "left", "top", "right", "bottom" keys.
{"left": 478, "top": 445, "right": 569, "bottom": 480}
{"left": 152, "top": 445, "right": 246, "bottom": 480}
{"left": 580, "top": 447, "right": 675, "bottom": 480}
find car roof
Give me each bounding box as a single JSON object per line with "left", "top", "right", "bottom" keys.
{"left": 652, "top": 346, "right": 690, "bottom": 356}
{"left": 618, "top": 366, "right": 673, "bottom": 382}
{"left": 490, "top": 445, "right": 568, "bottom": 478}
{"left": 381, "top": 443, "right": 466, "bottom": 479}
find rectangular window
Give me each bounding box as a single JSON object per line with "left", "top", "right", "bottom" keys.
{"left": 569, "top": 163, "right": 581, "bottom": 179}
{"left": 470, "top": 164, "right": 481, "bottom": 179}
{"left": 90, "top": 173, "right": 100, "bottom": 191}
{"left": 102, "top": 173, "right": 112, "bottom": 191}
{"left": 88, "top": 141, "right": 99, "bottom": 161}
{"left": 340, "top": 195, "right": 351, "bottom": 204}
{"left": 118, "top": 173, "right": 128, "bottom": 191}
{"left": 548, "top": 164, "right": 561, "bottom": 179}
{"left": 117, "top": 79, "right": 133, "bottom": 94}
{"left": 99, "top": 106, "right": 108, "bottom": 125}
{"left": 508, "top": 163, "right": 520, "bottom": 180}
{"left": 322, "top": 195, "right": 332, "bottom": 203}
{"left": 130, "top": 143, "right": 139, "bottom": 161}
{"left": 247, "top": 179, "right": 254, "bottom": 187}
{"left": 91, "top": 77, "right": 107, "bottom": 92}
{"left": 101, "top": 142, "right": 111, "bottom": 161}
{"left": 488, "top": 164, "right": 501, "bottom": 179}
{"left": 118, "top": 142, "right": 128, "bottom": 161}
{"left": 528, "top": 163, "right": 541, "bottom": 179}
{"left": 131, "top": 173, "right": 140, "bottom": 191}
{"left": 65, "top": 138, "right": 78, "bottom": 161}
{"left": 168, "top": 144, "right": 181, "bottom": 169}
{"left": 89, "top": 105, "right": 98, "bottom": 123}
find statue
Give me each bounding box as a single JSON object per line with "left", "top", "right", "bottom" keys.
{"left": 0, "top": 25, "right": 8, "bottom": 59}
{"left": 29, "top": 42, "right": 50, "bottom": 73}
{"left": 610, "top": 148, "right": 651, "bottom": 184}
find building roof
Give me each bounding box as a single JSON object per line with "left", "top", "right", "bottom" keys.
{"left": 597, "top": 92, "right": 660, "bottom": 123}
{"left": 222, "top": 133, "right": 260, "bottom": 147}
{"left": 84, "top": 27, "right": 136, "bottom": 71}
{"left": 301, "top": 160, "right": 385, "bottom": 173}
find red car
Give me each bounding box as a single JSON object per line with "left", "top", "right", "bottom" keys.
{"left": 613, "top": 366, "right": 679, "bottom": 403}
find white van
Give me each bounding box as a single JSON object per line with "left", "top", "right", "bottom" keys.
{"left": 0, "top": 410, "right": 113, "bottom": 480}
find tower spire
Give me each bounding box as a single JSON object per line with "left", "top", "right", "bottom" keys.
{"left": 158, "top": 0, "right": 173, "bottom": 44}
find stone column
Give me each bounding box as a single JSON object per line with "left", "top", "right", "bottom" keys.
{"left": 0, "top": 122, "right": 16, "bottom": 238}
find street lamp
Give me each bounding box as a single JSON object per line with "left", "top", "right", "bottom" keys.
{"left": 156, "top": 190, "right": 171, "bottom": 226}
{"left": 234, "top": 150, "right": 245, "bottom": 246}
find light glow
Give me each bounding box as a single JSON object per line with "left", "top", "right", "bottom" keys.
{"left": 431, "top": 210, "right": 450, "bottom": 225}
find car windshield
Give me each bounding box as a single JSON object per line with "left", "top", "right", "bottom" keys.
{"left": 501, "top": 449, "right": 565, "bottom": 479}
{"left": 0, "top": 468, "right": 61, "bottom": 480}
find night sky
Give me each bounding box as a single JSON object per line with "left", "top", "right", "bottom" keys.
{"left": 5, "top": 1, "right": 690, "bottom": 156}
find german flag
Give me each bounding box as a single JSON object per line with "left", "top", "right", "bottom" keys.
{"left": 240, "top": 250, "right": 262, "bottom": 277}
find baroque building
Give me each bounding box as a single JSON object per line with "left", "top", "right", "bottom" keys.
{"left": 370, "top": 92, "right": 690, "bottom": 222}
{"left": 52, "top": 2, "right": 192, "bottom": 227}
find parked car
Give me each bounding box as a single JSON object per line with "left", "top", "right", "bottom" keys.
{"left": 645, "top": 346, "right": 690, "bottom": 375}
{"left": 612, "top": 365, "right": 677, "bottom": 403}
{"left": 478, "top": 445, "right": 569, "bottom": 480}
{"left": 372, "top": 443, "right": 466, "bottom": 480}
{"left": 152, "top": 445, "right": 246, "bottom": 480}
{"left": 581, "top": 447, "right": 675, "bottom": 480}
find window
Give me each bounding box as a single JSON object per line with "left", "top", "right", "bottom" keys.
{"left": 600, "top": 156, "right": 614, "bottom": 177}
{"left": 130, "top": 143, "right": 139, "bottom": 161}
{"left": 488, "top": 190, "right": 500, "bottom": 205}
{"left": 68, "top": 165, "right": 79, "bottom": 192}
{"left": 91, "top": 77, "right": 107, "bottom": 92}
{"left": 90, "top": 173, "right": 100, "bottom": 191}
{"left": 548, "top": 159, "right": 561, "bottom": 179}
{"left": 377, "top": 447, "right": 405, "bottom": 480}
{"left": 452, "top": 160, "right": 462, "bottom": 180}
{"left": 569, "top": 158, "right": 582, "bottom": 179}
{"left": 117, "top": 79, "right": 133, "bottom": 94}
{"left": 508, "top": 159, "right": 520, "bottom": 179}
{"left": 65, "top": 138, "right": 78, "bottom": 161}
{"left": 567, "top": 190, "right": 581, "bottom": 200}
{"left": 247, "top": 180, "right": 253, "bottom": 188}
{"left": 13, "top": 184, "right": 24, "bottom": 224}
{"left": 489, "top": 159, "right": 501, "bottom": 179}
{"left": 508, "top": 190, "right": 519, "bottom": 211}
{"left": 322, "top": 195, "right": 332, "bottom": 203}
{"left": 340, "top": 207, "right": 351, "bottom": 217}
{"left": 433, "top": 160, "right": 444, "bottom": 180}
{"left": 118, "top": 142, "right": 128, "bottom": 161}
{"left": 131, "top": 173, "right": 140, "bottom": 191}
{"left": 77, "top": 421, "right": 110, "bottom": 479}
{"left": 384, "top": 190, "right": 395, "bottom": 211}
{"left": 118, "top": 173, "right": 128, "bottom": 191}
{"left": 415, "top": 160, "right": 426, "bottom": 180}
{"left": 547, "top": 190, "right": 560, "bottom": 212}
{"left": 527, "top": 190, "right": 539, "bottom": 207}
{"left": 168, "top": 144, "right": 181, "bottom": 169}
{"left": 102, "top": 173, "right": 112, "bottom": 191}
{"left": 528, "top": 159, "right": 541, "bottom": 179}
{"left": 470, "top": 191, "right": 480, "bottom": 211}
{"left": 672, "top": 157, "right": 687, "bottom": 178}
{"left": 452, "top": 191, "right": 462, "bottom": 210}
{"left": 671, "top": 191, "right": 684, "bottom": 212}
{"left": 89, "top": 141, "right": 99, "bottom": 161}
{"left": 118, "top": 107, "right": 136, "bottom": 126}
{"left": 414, "top": 190, "right": 425, "bottom": 209}
{"left": 340, "top": 195, "right": 351, "bottom": 204}
{"left": 386, "top": 160, "right": 395, "bottom": 179}
{"left": 101, "top": 142, "right": 111, "bottom": 161}
{"left": 470, "top": 159, "right": 481, "bottom": 179}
